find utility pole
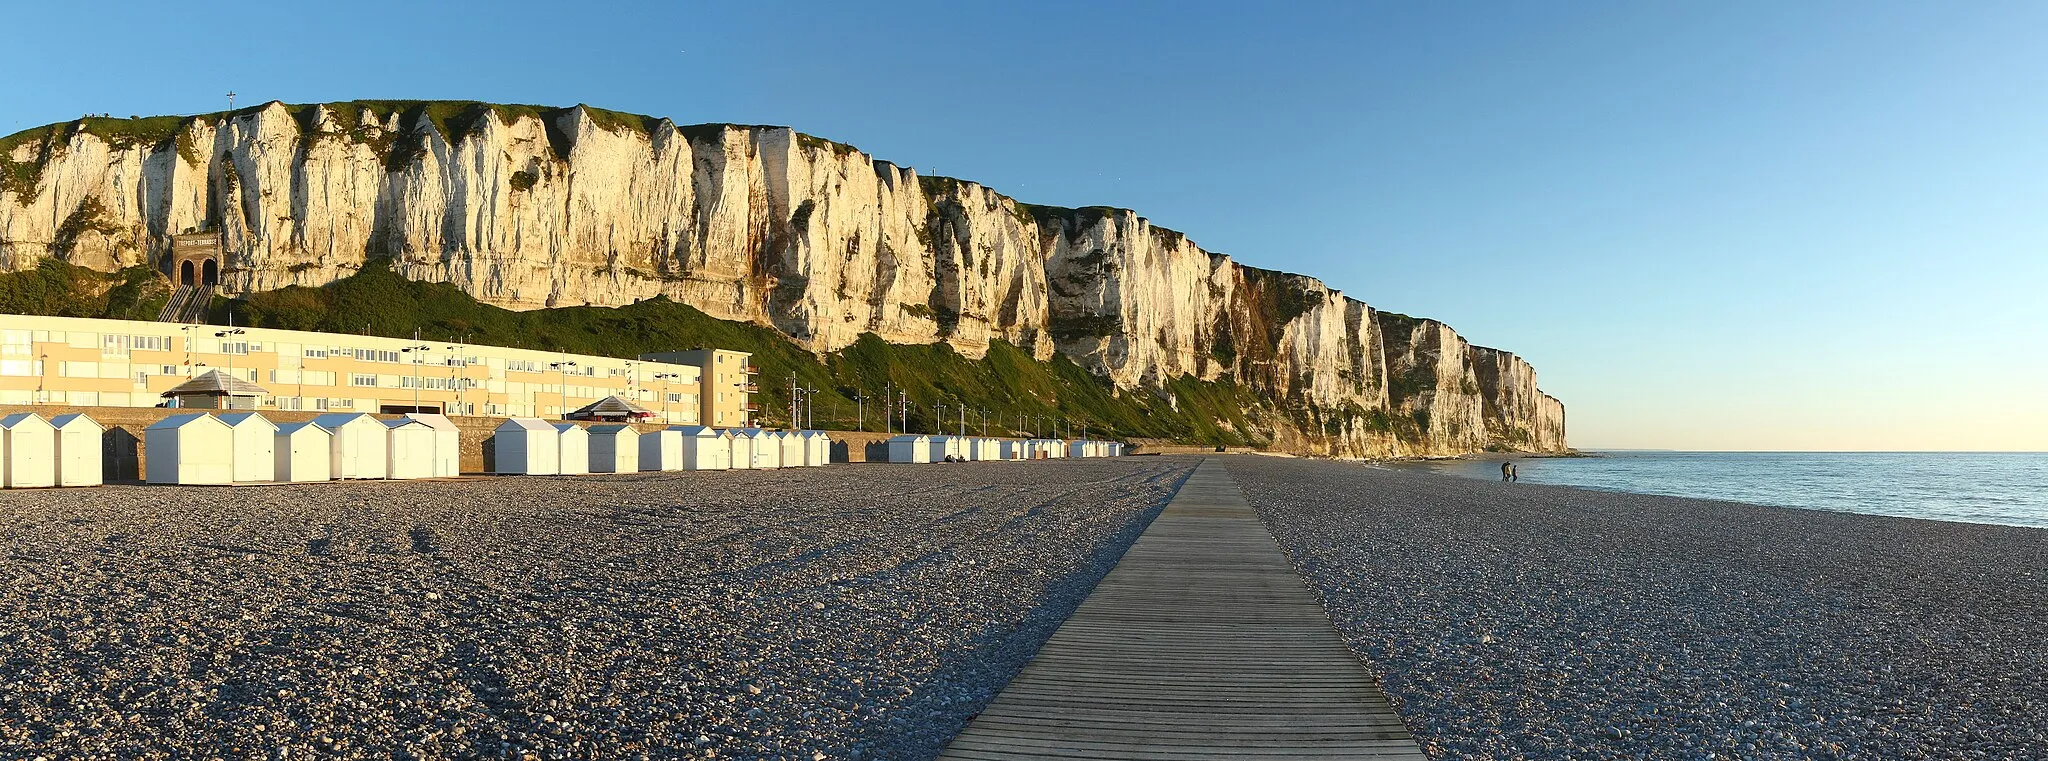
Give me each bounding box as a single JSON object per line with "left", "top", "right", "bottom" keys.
{"left": 226, "top": 91, "right": 236, "bottom": 110}
{"left": 883, "top": 382, "right": 893, "bottom": 434}
{"left": 805, "top": 385, "right": 817, "bottom": 429}
{"left": 899, "top": 390, "right": 908, "bottom": 434}
{"left": 957, "top": 402, "right": 965, "bottom": 437}
{"left": 855, "top": 392, "right": 866, "bottom": 432}
{"left": 933, "top": 401, "right": 944, "bottom": 436}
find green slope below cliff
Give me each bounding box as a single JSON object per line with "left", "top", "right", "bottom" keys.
{"left": 0, "top": 259, "right": 1272, "bottom": 444}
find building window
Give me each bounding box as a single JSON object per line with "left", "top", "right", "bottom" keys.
{"left": 351, "top": 373, "right": 378, "bottom": 387}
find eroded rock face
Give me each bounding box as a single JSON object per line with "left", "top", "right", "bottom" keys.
{"left": 0, "top": 101, "right": 1566, "bottom": 455}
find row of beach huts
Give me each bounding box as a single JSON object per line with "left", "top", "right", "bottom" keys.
{"left": 0, "top": 411, "right": 1124, "bottom": 488}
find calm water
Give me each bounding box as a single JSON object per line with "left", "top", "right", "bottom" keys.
{"left": 1397, "top": 451, "right": 2048, "bottom": 529}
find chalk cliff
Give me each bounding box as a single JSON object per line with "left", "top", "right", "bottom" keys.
{"left": 0, "top": 101, "right": 1565, "bottom": 455}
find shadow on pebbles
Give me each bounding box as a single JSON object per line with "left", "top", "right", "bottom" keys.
{"left": 0, "top": 458, "right": 1195, "bottom": 760}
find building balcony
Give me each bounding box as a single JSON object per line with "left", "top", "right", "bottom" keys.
{"left": 738, "top": 384, "right": 759, "bottom": 393}
{"left": 741, "top": 365, "right": 759, "bottom": 374}
{"left": 744, "top": 403, "right": 760, "bottom": 412}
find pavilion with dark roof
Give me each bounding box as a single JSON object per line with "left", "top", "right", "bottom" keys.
{"left": 160, "top": 370, "right": 269, "bottom": 410}
{"left": 565, "top": 395, "right": 656, "bottom": 422}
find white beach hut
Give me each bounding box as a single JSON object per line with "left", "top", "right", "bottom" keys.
{"left": 930, "top": 436, "right": 964, "bottom": 461}
{"left": 312, "top": 413, "right": 390, "bottom": 480}
{"left": 976, "top": 438, "right": 1000, "bottom": 461}
{"left": 273, "top": 421, "right": 333, "bottom": 483}
{"left": 144, "top": 413, "right": 234, "bottom": 485}
{"left": 639, "top": 427, "right": 684, "bottom": 471}
{"left": 801, "top": 431, "right": 831, "bottom": 466}
{"left": 776, "top": 430, "right": 805, "bottom": 467}
{"left": 49, "top": 413, "right": 103, "bottom": 487}
{"left": 726, "top": 429, "right": 757, "bottom": 470}
{"left": 216, "top": 412, "right": 279, "bottom": 483}
{"left": 738, "top": 429, "right": 782, "bottom": 469}
{"left": 888, "top": 434, "right": 932, "bottom": 464}
{"left": 587, "top": 424, "right": 639, "bottom": 473}
{"left": 384, "top": 418, "right": 438, "bottom": 480}
{"left": 403, "top": 413, "right": 462, "bottom": 477}
{"left": 1069, "top": 440, "right": 1091, "bottom": 459}
{"left": 674, "top": 426, "right": 729, "bottom": 470}
{"left": 554, "top": 424, "right": 591, "bottom": 476}
{"left": 0, "top": 413, "right": 57, "bottom": 489}
{"left": 1000, "top": 439, "right": 1029, "bottom": 461}
{"left": 493, "top": 418, "right": 560, "bottom": 475}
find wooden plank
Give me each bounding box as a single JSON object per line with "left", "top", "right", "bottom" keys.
{"left": 938, "top": 459, "right": 1427, "bottom": 759}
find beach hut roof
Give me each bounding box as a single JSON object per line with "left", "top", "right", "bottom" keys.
{"left": 670, "top": 425, "right": 719, "bottom": 438}
{"left": 888, "top": 434, "right": 930, "bottom": 442}
{"left": 217, "top": 411, "right": 278, "bottom": 430}
{"left": 801, "top": 430, "right": 831, "bottom": 440}
{"left": 588, "top": 423, "right": 636, "bottom": 434}
{"left": 552, "top": 422, "right": 589, "bottom": 434}
{"left": 383, "top": 417, "right": 432, "bottom": 430}
{"left": 311, "top": 412, "right": 375, "bottom": 427}
{"left": 49, "top": 413, "right": 103, "bottom": 432}
{"left": 160, "top": 370, "right": 269, "bottom": 399}
{"left": 403, "top": 413, "right": 461, "bottom": 432}
{"left": 146, "top": 412, "right": 226, "bottom": 431}
{"left": 276, "top": 421, "right": 329, "bottom": 435}
{"left": 566, "top": 395, "right": 654, "bottom": 420}
{"left": 497, "top": 417, "right": 554, "bottom": 432}
{"left": 0, "top": 412, "right": 50, "bottom": 428}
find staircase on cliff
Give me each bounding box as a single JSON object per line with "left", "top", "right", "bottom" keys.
{"left": 156, "top": 284, "right": 214, "bottom": 323}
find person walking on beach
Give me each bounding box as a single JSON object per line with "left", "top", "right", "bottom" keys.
{"left": 1501, "top": 461, "right": 1518, "bottom": 482}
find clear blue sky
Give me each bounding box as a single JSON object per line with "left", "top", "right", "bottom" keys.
{"left": 6, "top": 1, "right": 2044, "bottom": 450}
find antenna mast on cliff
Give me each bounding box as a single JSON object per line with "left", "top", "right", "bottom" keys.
{"left": 226, "top": 91, "right": 237, "bottom": 110}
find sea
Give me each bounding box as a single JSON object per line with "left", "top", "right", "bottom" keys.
{"left": 1394, "top": 451, "right": 2048, "bottom": 530}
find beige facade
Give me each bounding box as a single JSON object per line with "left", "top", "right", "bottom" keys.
{"left": 639, "top": 348, "right": 756, "bottom": 428}
{"left": 0, "top": 315, "right": 731, "bottom": 424}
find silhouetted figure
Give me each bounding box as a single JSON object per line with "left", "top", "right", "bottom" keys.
{"left": 1502, "top": 461, "right": 1518, "bottom": 482}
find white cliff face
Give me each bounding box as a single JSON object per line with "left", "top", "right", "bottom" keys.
{"left": 0, "top": 101, "right": 1566, "bottom": 455}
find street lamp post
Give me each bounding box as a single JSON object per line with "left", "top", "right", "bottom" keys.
{"left": 446, "top": 340, "right": 468, "bottom": 416}
{"left": 550, "top": 360, "right": 578, "bottom": 419}
{"left": 653, "top": 372, "right": 678, "bottom": 423}
{"left": 805, "top": 386, "right": 816, "bottom": 429}
{"left": 400, "top": 343, "right": 430, "bottom": 412}
{"left": 214, "top": 328, "right": 246, "bottom": 408}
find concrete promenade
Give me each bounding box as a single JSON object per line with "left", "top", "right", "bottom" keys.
{"left": 941, "top": 458, "right": 1426, "bottom": 759}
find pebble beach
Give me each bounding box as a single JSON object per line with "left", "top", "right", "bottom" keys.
{"left": 1234, "top": 456, "right": 2048, "bottom": 760}
{"left": 0, "top": 459, "right": 1192, "bottom": 760}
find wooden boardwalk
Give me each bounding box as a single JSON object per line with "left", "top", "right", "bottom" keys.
{"left": 940, "top": 459, "right": 1426, "bottom": 759}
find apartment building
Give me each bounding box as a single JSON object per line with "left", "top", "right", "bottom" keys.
{"left": 638, "top": 348, "right": 757, "bottom": 428}
{"left": 0, "top": 314, "right": 736, "bottom": 424}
